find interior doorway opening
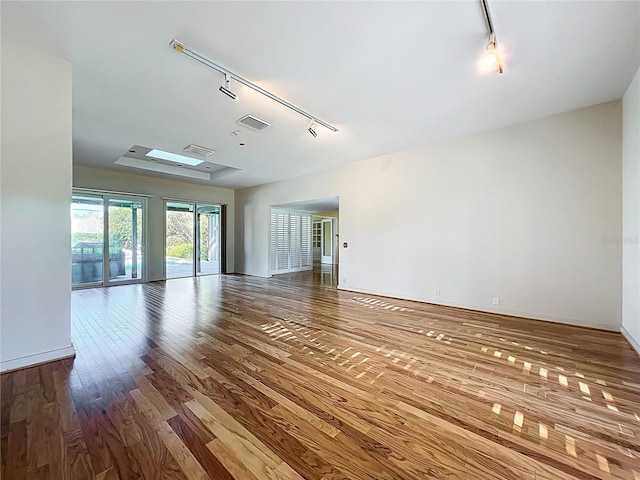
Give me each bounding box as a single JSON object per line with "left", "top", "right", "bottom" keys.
{"left": 271, "top": 196, "right": 339, "bottom": 286}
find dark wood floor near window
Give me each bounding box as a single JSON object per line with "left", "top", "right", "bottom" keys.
{"left": 2, "top": 272, "right": 640, "bottom": 479}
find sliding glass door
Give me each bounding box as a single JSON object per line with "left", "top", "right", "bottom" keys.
{"left": 165, "top": 202, "right": 195, "bottom": 279}
{"left": 71, "top": 195, "right": 105, "bottom": 287}
{"left": 165, "top": 201, "right": 222, "bottom": 279}
{"left": 196, "top": 204, "right": 221, "bottom": 276}
{"left": 107, "top": 198, "right": 144, "bottom": 283}
{"left": 71, "top": 192, "right": 146, "bottom": 288}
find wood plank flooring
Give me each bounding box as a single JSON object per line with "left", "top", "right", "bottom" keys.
{"left": 2, "top": 272, "right": 640, "bottom": 479}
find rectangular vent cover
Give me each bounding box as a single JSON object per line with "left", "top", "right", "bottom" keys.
{"left": 237, "top": 114, "right": 271, "bottom": 131}
{"left": 183, "top": 144, "right": 215, "bottom": 156}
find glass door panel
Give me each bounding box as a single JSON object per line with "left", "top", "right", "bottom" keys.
{"left": 71, "top": 195, "right": 104, "bottom": 286}
{"left": 108, "top": 198, "right": 144, "bottom": 283}
{"left": 166, "top": 202, "right": 194, "bottom": 279}
{"left": 321, "top": 219, "right": 333, "bottom": 264}
{"left": 196, "top": 204, "right": 220, "bottom": 276}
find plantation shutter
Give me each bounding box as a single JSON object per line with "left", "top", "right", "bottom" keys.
{"left": 269, "top": 213, "right": 277, "bottom": 272}
{"left": 290, "top": 214, "right": 302, "bottom": 269}
{"left": 276, "top": 212, "right": 289, "bottom": 272}
{"left": 301, "top": 215, "right": 311, "bottom": 267}
{"left": 269, "top": 209, "right": 312, "bottom": 274}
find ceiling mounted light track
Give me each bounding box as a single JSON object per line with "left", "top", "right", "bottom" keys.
{"left": 170, "top": 39, "right": 339, "bottom": 133}
{"left": 480, "top": 0, "right": 503, "bottom": 74}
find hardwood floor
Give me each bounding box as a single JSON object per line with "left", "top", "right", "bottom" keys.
{"left": 2, "top": 272, "right": 640, "bottom": 479}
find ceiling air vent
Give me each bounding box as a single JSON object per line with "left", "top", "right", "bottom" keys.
{"left": 183, "top": 144, "right": 215, "bottom": 156}
{"left": 237, "top": 114, "right": 271, "bottom": 131}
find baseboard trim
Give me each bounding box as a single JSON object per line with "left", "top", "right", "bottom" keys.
{"left": 621, "top": 326, "right": 640, "bottom": 356}
{"left": 337, "top": 285, "right": 619, "bottom": 332}
{"left": 1, "top": 344, "right": 76, "bottom": 373}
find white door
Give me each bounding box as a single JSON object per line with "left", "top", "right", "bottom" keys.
{"left": 320, "top": 219, "right": 333, "bottom": 264}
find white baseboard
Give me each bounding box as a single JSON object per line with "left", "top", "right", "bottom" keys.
{"left": 337, "top": 285, "right": 619, "bottom": 331}
{"left": 622, "top": 326, "right": 640, "bottom": 356}
{"left": 1, "top": 344, "right": 75, "bottom": 373}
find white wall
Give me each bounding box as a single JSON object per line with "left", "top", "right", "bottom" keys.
{"left": 622, "top": 66, "right": 640, "bottom": 353}
{"left": 236, "top": 101, "right": 623, "bottom": 330}
{"left": 73, "top": 166, "right": 235, "bottom": 280}
{"left": 1, "top": 41, "right": 74, "bottom": 371}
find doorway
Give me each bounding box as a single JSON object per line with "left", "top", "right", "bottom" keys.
{"left": 271, "top": 196, "right": 339, "bottom": 286}
{"left": 165, "top": 200, "right": 223, "bottom": 279}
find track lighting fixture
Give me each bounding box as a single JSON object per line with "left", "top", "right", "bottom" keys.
{"left": 171, "top": 39, "right": 338, "bottom": 133}
{"left": 479, "top": 0, "right": 503, "bottom": 74}
{"left": 484, "top": 33, "right": 502, "bottom": 73}
{"left": 308, "top": 121, "right": 318, "bottom": 138}
{"left": 219, "top": 73, "right": 237, "bottom": 101}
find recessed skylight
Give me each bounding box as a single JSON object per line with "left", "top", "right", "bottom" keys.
{"left": 146, "top": 149, "right": 203, "bottom": 166}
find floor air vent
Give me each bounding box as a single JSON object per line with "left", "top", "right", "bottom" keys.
{"left": 237, "top": 114, "right": 271, "bottom": 131}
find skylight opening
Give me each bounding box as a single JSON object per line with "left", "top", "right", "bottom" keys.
{"left": 146, "top": 149, "right": 203, "bottom": 166}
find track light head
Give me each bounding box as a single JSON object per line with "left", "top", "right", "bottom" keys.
{"left": 219, "top": 74, "right": 237, "bottom": 100}
{"left": 308, "top": 121, "right": 317, "bottom": 138}
{"left": 481, "top": 35, "right": 503, "bottom": 73}
{"left": 479, "top": 4, "right": 504, "bottom": 75}
{"left": 484, "top": 43, "right": 500, "bottom": 67}
{"left": 484, "top": 40, "right": 503, "bottom": 74}
{"left": 219, "top": 85, "right": 237, "bottom": 100}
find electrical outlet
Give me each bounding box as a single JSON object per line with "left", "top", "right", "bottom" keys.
{"left": 435, "top": 289, "right": 441, "bottom": 296}
{"left": 492, "top": 297, "right": 500, "bottom": 306}
{"left": 342, "top": 278, "right": 347, "bottom": 284}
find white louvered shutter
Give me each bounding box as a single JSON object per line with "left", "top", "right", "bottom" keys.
{"left": 269, "top": 212, "right": 277, "bottom": 273}
{"left": 276, "top": 212, "right": 289, "bottom": 272}
{"left": 301, "top": 215, "right": 312, "bottom": 267}
{"left": 290, "top": 213, "right": 301, "bottom": 269}
{"left": 269, "top": 209, "right": 313, "bottom": 275}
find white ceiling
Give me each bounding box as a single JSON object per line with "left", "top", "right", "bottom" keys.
{"left": 2, "top": 1, "right": 638, "bottom": 189}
